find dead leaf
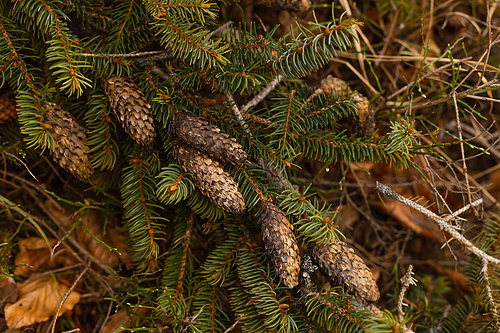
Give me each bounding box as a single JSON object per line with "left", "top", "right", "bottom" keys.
{"left": 0, "top": 277, "right": 17, "bottom": 303}
{"left": 14, "top": 238, "right": 58, "bottom": 275}
{"left": 427, "top": 259, "right": 471, "bottom": 294}
{"left": 45, "top": 200, "right": 131, "bottom": 268}
{"left": 102, "top": 307, "right": 151, "bottom": 333}
{"left": 377, "top": 198, "right": 445, "bottom": 244}
{"left": 4, "top": 275, "right": 80, "bottom": 329}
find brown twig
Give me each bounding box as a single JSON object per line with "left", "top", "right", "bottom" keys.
{"left": 51, "top": 262, "right": 91, "bottom": 333}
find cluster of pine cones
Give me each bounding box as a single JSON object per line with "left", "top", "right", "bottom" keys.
{"left": 172, "top": 112, "right": 248, "bottom": 215}
{"left": 0, "top": 76, "right": 380, "bottom": 302}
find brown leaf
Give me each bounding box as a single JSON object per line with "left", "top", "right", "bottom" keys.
{"left": 4, "top": 276, "right": 80, "bottom": 329}
{"left": 14, "top": 238, "right": 59, "bottom": 275}
{"left": 45, "top": 200, "right": 131, "bottom": 268}
{"left": 0, "top": 277, "right": 17, "bottom": 303}
{"left": 102, "top": 307, "right": 151, "bottom": 333}
{"left": 377, "top": 198, "right": 445, "bottom": 244}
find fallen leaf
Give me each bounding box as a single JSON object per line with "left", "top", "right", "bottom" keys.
{"left": 377, "top": 198, "right": 445, "bottom": 244}
{"left": 0, "top": 277, "right": 17, "bottom": 303}
{"left": 102, "top": 307, "right": 151, "bottom": 333}
{"left": 4, "top": 275, "right": 80, "bottom": 329}
{"left": 14, "top": 238, "right": 58, "bottom": 275}
{"left": 45, "top": 200, "right": 131, "bottom": 268}
{"left": 427, "top": 259, "right": 471, "bottom": 294}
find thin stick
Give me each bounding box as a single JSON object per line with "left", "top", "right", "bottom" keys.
{"left": 240, "top": 75, "right": 283, "bottom": 114}
{"left": 452, "top": 92, "right": 476, "bottom": 217}
{"left": 223, "top": 314, "right": 244, "bottom": 333}
{"left": 376, "top": 182, "right": 499, "bottom": 266}
{"left": 80, "top": 50, "right": 167, "bottom": 58}
{"left": 51, "top": 263, "right": 90, "bottom": 333}
{"left": 226, "top": 93, "right": 250, "bottom": 133}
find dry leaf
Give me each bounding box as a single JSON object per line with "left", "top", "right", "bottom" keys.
{"left": 0, "top": 277, "right": 17, "bottom": 303}
{"left": 14, "top": 238, "right": 58, "bottom": 275}
{"left": 45, "top": 200, "right": 131, "bottom": 268}
{"left": 102, "top": 307, "right": 151, "bottom": 333}
{"left": 4, "top": 275, "right": 80, "bottom": 329}
{"left": 377, "top": 198, "right": 445, "bottom": 244}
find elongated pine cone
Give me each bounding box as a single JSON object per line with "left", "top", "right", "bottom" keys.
{"left": 0, "top": 97, "right": 17, "bottom": 125}
{"left": 104, "top": 75, "right": 156, "bottom": 145}
{"left": 173, "top": 112, "right": 248, "bottom": 165}
{"left": 257, "top": 198, "right": 300, "bottom": 288}
{"left": 350, "top": 93, "right": 375, "bottom": 137}
{"left": 173, "top": 141, "right": 246, "bottom": 215}
{"left": 256, "top": 0, "right": 310, "bottom": 12}
{"left": 44, "top": 103, "right": 93, "bottom": 183}
{"left": 308, "top": 241, "right": 380, "bottom": 301}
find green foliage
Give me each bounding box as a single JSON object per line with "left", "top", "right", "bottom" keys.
{"left": 121, "top": 152, "right": 166, "bottom": 271}
{"left": 2, "top": 1, "right": 495, "bottom": 332}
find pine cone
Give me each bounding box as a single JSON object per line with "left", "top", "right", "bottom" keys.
{"left": 350, "top": 93, "right": 375, "bottom": 137}
{"left": 103, "top": 75, "right": 156, "bottom": 145}
{"left": 257, "top": 198, "right": 300, "bottom": 288}
{"left": 173, "top": 112, "right": 248, "bottom": 165}
{"left": 308, "top": 241, "right": 380, "bottom": 301}
{"left": 256, "top": 0, "right": 310, "bottom": 12}
{"left": 173, "top": 141, "right": 246, "bottom": 215}
{"left": 44, "top": 103, "right": 93, "bottom": 183}
{"left": 318, "top": 76, "right": 375, "bottom": 137}
{"left": 319, "top": 76, "right": 351, "bottom": 97}
{"left": 0, "top": 97, "right": 17, "bottom": 125}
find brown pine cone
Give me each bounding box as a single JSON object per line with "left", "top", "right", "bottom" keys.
{"left": 318, "top": 75, "right": 375, "bottom": 137}
{"left": 319, "top": 75, "right": 351, "bottom": 97}
{"left": 103, "top": 75, "right": 156, "bottom": 145}
{"left": 173, "top": 112, "right": 248, "bottom": 165}
{"left": 44, "top": 103, "right": 93, "bottom": 183}
{"left": 173, "top": 141, "right": 246, "bottom": 215}
{"left": 257, "top": 198, "right": 300, "bottom": 288}
{"left": 256, "top": 0, "right": 310, "bottom": 12}
{"left": 308, "top": 241, "right": 380, "bottom": 301}
{"left": 0, "top": 97, "right": 17, "bottom": 125}
{"left": 350, "top": 93, "right": 375, "bottom": 137}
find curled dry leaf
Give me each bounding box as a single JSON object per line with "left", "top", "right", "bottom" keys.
{"left": 14, "top": 238, "right": 59, "bottom": 275}
{"left": 45, "top": 200, "right": 131, "bottom": 268}
{"left": 4, "top": 275, "right": 80, "bottom": 329}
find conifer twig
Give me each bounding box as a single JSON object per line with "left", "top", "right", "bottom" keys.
{"left": 376, "top": 182, "right": 499, "bottom": 265}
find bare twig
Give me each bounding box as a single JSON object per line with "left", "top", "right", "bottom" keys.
{"left": 223, "top": 314, "right": 244, "bottom": 333}
{"left": 452, "top": 92, "right": 476, "bottom": 217}
{"left": 240, "top": 75, "right": 283, "bottom": 114}
{"left": 376, "top": 182, "right": 499, "bottom": 266}
{"left": 51, "top": 263, "right": 90, "bottom": 333}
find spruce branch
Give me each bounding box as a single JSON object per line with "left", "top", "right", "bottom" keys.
{"left": 376, "top": 182, "right": 498, "bottom": 265}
